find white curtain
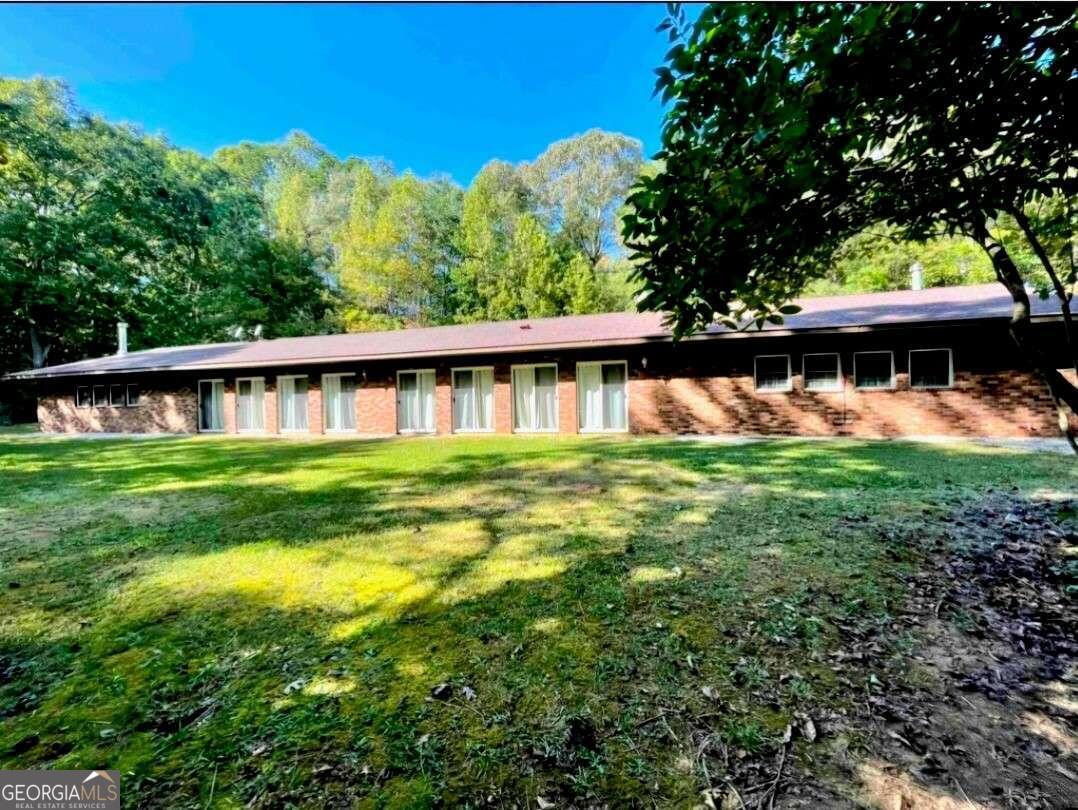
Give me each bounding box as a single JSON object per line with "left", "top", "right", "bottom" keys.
{"left": 513, "top": 367, "right": 534, "bottom": 431}
{"left": 250, "top": 378, "right": 265, "bottom": 430}
{"left": 536, "top": 366, "right": 557, "bottom": 430}
{"left": 398, "top": 372, "right": 417, "bottom": 431}
{"left": 602, "top": 363, "right": 626, "bottom": 430}
{"left": 338, "top": 376, "right": 356, "bottom": 430}
{"left": 200, "top": 381, "right": 224, "bottom": 431}
{"left": 418, "top": 371, "right": 435, "bottom": 432}
{"left": 279, "top": 377, "right": 309, "bottom": 431}
{"left": 454, "top": 369, "right": 494, "bottom": 431}
{"left": 323, "top": 374, "right": 340, "bottom": 430}
{"left": 236, "top": 379, "right": 265, "bottom": 431}
{"left": 476, "top": 368, "right": 493, "bottom": 430}
{"left": 454, "top": 370, "right": 475, "bottom": 431}
{"left": 398, "top": 371, "right": 435, "bottom": 432}
{"left": 577, "top": 364, "right": 602, "bottom": 431}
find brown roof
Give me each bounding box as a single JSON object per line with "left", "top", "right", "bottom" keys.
{"left": 5, "top": 284, "right": 1059, "bottom": 380}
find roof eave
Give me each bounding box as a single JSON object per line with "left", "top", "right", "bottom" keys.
{"left": 3, "top": 313, "right": 1059, "bottom": 381}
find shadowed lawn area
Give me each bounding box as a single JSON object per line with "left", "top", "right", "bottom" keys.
{"left": 0, "top": 435, "right": 1073, "bottom": 807}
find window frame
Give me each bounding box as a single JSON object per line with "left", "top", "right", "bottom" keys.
{"left": 276, "top": 374, "right": 309, "bottom": 433}
{"left": 909, "top": 348, "right": 954, "bottom": 390}
{"left": 75, "top": 386, "right": 92, "bottom": 409}
{"left": 853, "top": 351, "right": 896, "bottom": 391}
{"left": 451, "top": 366, "right": 495, "bottom": 434}
{"left": 92, "top": 384, "right": 108, "bottom": 408}
{"left": 125, "top": 383, "right": 141, "bottom": 407}
{"left": 802, "top": 352, "right": 843, "bottom": 393}
{"left": 396, "top": 368, "right": 437, "bottom": 434}
{"left": 109, "top": 383, "right": 126, "bottom": 407}
{"left": 321, "top": 372, "right": 357, "bottom": 434}
{"left": 753, "top": 354, "right": 793, "bottom": 394}
{"left": 510, "top": 363, "right": 560, "bottom": 434}
{"left": 234, "top": 376, "right": 267, "bottom": 433}
{"left": 197, "top": 378, "right": 226, "bottom": 433}
{"left": 576, "top": 360, "right": 630, "bottom": 434}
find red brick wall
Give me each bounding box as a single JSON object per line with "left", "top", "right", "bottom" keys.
{"left": 38, "top": 386, "right": 197, "bottom": 433}
{"left": 34, "top": 322, "right": 1068, "bottom": 439}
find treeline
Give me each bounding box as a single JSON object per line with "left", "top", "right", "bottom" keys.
{"left": 0, "top": 78, "right": 643, "bottom": 387}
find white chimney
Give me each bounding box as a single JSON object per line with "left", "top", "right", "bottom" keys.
{"left": 116, "top": 322, "right": 128, "bottom": 356}
{"left": 910, "top": 262, "right": 924, "bottom": 291}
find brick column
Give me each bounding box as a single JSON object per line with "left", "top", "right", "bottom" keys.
{"left": 264, "top": 379, "right": 278, "bottom": 434}
{"left": 557, "top": 366, "right": 577, "bottom": 434}
{"left": 435, "top": 370, "right": 452, "bottom": 435}
{"left": 494, "top": 366, "right": 513, "bottom": 433}
{"left": 358, "top": 378, "right": 397, "bottom": 435}
{"left": 223, "top": 380, "right": 237, "bottom": 434}
{"left": 308, "top": 379, "right": 324, "bottom": 434}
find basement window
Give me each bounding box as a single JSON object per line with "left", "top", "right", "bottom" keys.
{"left": 910, "top": 348, "right": 953, "bottom": 389}
{"left": 76, "top": 386, "right": 92, "bottom": 409}
{"left": 803, "top": 353, "right": 842, "bottom": 392}
{"left": 754, "top": 355, "right": 792, "bottom": 393}
{"left": 109, "top": 384, "right": 126, "bottom": 407}
{"left": 126, "top": 384, "right": 140, "bottom": 407}
{"left": 854, "top": 351, "right": 895, "bottom": 390}
{"left": 92, "top": 385, "right": 108, "bottom": 407}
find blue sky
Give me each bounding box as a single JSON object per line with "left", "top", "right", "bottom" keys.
{"left": 0, "top": 3, "right": 675, "bottom": 184}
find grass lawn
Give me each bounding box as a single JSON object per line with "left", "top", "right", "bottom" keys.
{"left": 0, "top": 435, "right": 1073, "bottom": 807}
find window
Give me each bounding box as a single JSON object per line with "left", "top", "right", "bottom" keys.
{"left": 278, "top": 376, "right": 309, "bottom": 432}
{"left": 109, "top": 384, "right": 126, "bottom": 407}
{"left": 126, "top": 384, "right": 140, "bottom": 407}
{"left": 323, "top": 373, "right": 356, "bottom": 432}
{"left": 577, "top": 361, "right": 628, "bottom": 432}
{"left": 76, "top": 386, "right": 92, "bottom": 409}
{"left": 512, "top": 364, "right": 558, "bottom": 432}
{"left": 754, "top": 355, "right": 792, "bottom": 393}
{"left": 236, "top": 378, "right": 266, "bottom": 432}
{"left": 397, "top": 370, "right": 436, "bottom": 433}
{"left": 92, "top": 385, "right": 108, "bottom": 407}
{"left": 198, "top": 379, "right": 225, "bottom": 432}
{"left": 452, "top": 367, "right": 494, "bottom": 432}
{"left": 854, "top": 351, "right": 895, "bottom": 389}
{"left": 910, "top": 348, "right": 953, "bottom": 389}
{"left": 803, "top": 353, "right": 842, "bottom": 392}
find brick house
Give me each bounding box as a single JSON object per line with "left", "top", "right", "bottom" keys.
{"left": 5, "top": 284, "right": 1069, "bottom": 439}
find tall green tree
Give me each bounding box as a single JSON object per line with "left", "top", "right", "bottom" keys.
{"left": 0, "top": 78, "right": 334, "bottom": 375}
{"left": 524, "top": 129, "right": 644, "bottom": 268}
{"left": 624, "top": 3, "right": 1077, "bottom": 445}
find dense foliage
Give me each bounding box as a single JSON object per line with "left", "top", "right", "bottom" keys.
{"left": 0, "top": 80, "right": 644, "bottom": 399}
{"left": 624, "top": 3, "right": 1076, "bottom": 442}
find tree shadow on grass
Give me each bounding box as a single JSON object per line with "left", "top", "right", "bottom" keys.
{"left": 0, "top": 436, "right": 1073, "bottom": 806}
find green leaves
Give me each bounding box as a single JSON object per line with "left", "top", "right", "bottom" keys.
{"left": 622, "top": 3, "right": 1077, "bottom": 337}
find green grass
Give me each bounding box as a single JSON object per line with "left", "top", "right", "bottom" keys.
{"left": 0, "top": 435, "right": 1072, "bottom": 807}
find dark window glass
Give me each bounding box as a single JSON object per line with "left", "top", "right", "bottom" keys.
{"left": 110, "top": 384, "right": 126, "bottom": 406}
{"left": 76, "top": 386, "right": 92, "bottom": 408}
{"left": 803, "top": 354, "right": 841, "bottom": 391}
{"left": 126, "top": 384, "right": 140, "bottom": 406}
{"left": 755, "top": 355, "right": 790, "bottom": 391}
{"left": 855, "top": 352, "right": 893, "bottom": 389}
{"left": 910, "top": 349, "right": 952, "bottom": 388}
{"left": 92, "top": 385, "right": 108, "bottom": 406}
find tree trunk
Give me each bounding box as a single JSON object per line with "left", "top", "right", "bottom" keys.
{"left": 970, "top": 218, "right": 1078, "bottom": 453}
{"left": 28, "top": 325, "right": 50, "bottom": 369}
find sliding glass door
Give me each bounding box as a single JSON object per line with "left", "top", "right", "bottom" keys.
{"left": 323, "top": 374, "right": 356, "bottom": 432}
{"left": 452, "top": 368, "right": 494, "bottom": 432}
{"left": 278, "top": 376, "right": 309, "bottom": 432}
{"left": 397, "top": 370, "right": 436, "bottom": 433}
{"left": 198, "top": 379, "right": 224, "bottom": 432}
{"left": 512, "top": 364, "right": 558, "bottom": 432}
{"left": 236, "top": 378, "right": 266, "bottom": 432}
{"left": 577, "top": 361, "right": 628, "bottom": 432}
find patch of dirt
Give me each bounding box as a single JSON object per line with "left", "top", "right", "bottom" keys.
{"left": 785, "top": 494, "right": 1078, "bottom": 809}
